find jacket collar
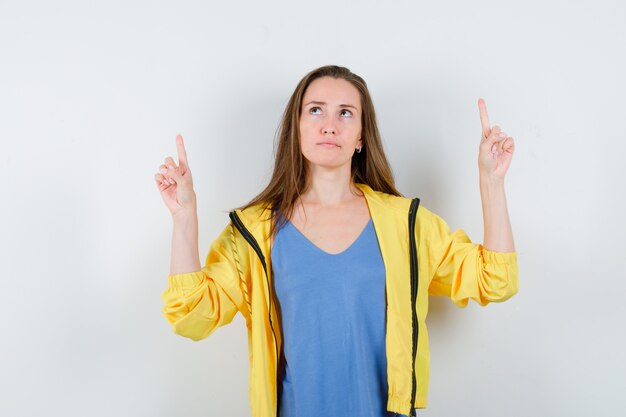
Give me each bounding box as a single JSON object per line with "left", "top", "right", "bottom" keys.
{"left": 235, "top": 182, "right": 410, "bottom": 232}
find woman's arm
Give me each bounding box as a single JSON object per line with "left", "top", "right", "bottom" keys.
{"left": 480, "top": 177, "right": 515, "bottom": 252}
{"left": 170, "top": 210, "right": 201, "bottom": 275}
{"left": 477, "top": 98, "right": 516, "bottom": 253}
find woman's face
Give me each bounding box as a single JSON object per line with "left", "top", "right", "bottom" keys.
{"left": 299, "top": 76, "right": 363, "bottom": 171}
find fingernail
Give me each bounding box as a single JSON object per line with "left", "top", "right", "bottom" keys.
{"left": 499, "top": 133, "right": 506, "bottom": 138}
{"left": 160, "top": 168, "right": 167, "bottom": 174}
{"left": 168, "top": 165, "right": 175, "bottom": 170}
{"left": 168, "top": 178, "right": 175, "bottom": 184}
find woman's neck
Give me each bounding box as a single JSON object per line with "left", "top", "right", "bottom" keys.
{"left": 302, "top": 165, "right": 360, "bottom": 206}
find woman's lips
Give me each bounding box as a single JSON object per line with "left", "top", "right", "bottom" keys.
{"left": 319, "top": 142, "right": 339, "bottom": 148}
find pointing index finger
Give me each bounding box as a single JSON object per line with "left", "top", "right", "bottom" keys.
{"left": 478, "top": 98, "right": 491, "bottom": 138}
{"left": 176, "top": 134, "right": 188, "bottom": 166}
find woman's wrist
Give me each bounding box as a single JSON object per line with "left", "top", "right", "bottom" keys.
{"left": 479, "top": 172, "right": 505, "bottom": 188}
{"left": 173, "top": 207, "right": 198, "bottom": 224}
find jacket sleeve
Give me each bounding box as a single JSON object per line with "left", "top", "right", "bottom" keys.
{"left": 420, "top": 207, "right": 519, "bottom": 308}
{"left": 161, "top": 221, "right": 250, "bottom": 341}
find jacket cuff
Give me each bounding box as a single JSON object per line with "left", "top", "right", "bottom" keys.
{"left": 167, "top": 271, "right": 204, "bottom": 289}
{"left": 479, "top": 245, "right": 518, "bottom": 265}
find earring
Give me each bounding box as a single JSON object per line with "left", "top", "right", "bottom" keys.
{"left": 356, "top": 145, "right": 362, "bottom": 153}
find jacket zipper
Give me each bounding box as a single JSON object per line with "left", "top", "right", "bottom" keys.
{"left": 408, "top": 197, "right": 420, "bottom": 417}
{"left": 229, "top": 211, "right": 280, "bottom": 416}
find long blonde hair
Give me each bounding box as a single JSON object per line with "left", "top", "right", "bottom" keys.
{"left": 238, "top": 65, "right": 402, "bottom": 239}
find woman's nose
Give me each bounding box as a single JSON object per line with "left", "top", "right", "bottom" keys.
{"left": 322, "top": 124, "right": 336, "bottom": 135}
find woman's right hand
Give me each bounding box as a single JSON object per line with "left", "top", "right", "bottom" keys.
{"left": 154, "top": 134, "right": 197, "bottom": 218}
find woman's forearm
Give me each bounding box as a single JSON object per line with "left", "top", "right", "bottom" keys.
{"left": 480, "top": 175, "right": 515, "bottom": 252}
{"left": 169, "top": 210, "right": 201, "bottom": 275}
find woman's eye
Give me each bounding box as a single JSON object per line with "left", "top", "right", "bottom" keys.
{"left": 309, "top": 107, "right": 322, "bottom": 115}
{"left": 340, "top": 109, "right": 353, "bottom": 117}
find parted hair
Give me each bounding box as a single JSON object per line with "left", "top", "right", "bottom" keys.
{"left": 237, "top": 65, "right": 402, "bottom": 240}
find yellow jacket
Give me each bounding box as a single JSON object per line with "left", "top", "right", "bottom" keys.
{"left": 161, "top": 183, "right": 519, "bottom": 417}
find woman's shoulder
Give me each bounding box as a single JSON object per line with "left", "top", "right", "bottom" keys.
{"left": 357, "top": 182, "right": 441, "bottom": 223}
{"left": 230, "top": 201, "right": 273, "bottom": 230}
{"left": 356, "top": 182, "right": 413, "bottom": 212}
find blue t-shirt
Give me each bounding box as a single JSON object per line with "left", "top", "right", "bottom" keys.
{"left": 271, "top": 216, "right": 407, "bottom": 417}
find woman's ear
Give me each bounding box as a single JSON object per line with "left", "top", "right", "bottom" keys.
{"left": 355, "top": 138, "right": 364, "bottom": 153}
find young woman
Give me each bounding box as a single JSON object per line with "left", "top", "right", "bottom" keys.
{"left": 155, "top": 65, "right": 518, "bottom": 417}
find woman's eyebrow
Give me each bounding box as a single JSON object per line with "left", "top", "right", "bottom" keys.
{"left": 303, "top": 100, "right": 358, "bottom": 110}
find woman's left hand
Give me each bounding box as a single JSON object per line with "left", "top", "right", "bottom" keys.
{"left": 477, "top": 98, "right": 515, "bottom": 180}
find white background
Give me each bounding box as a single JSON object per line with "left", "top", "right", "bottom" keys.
{"left": 1, "top": 0, "right": 624, "bottom": 416}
